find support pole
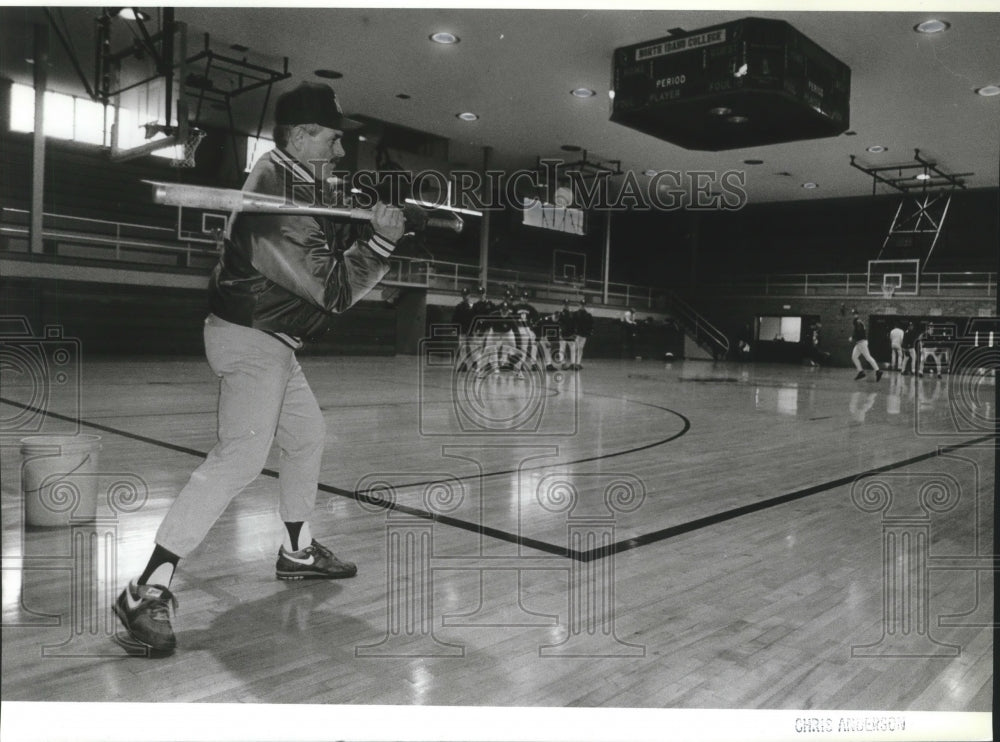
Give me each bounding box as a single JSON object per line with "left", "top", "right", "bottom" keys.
{"left": 689, "top": 211, "right": 701, "bottom": 287}
{"left": 601, "top": 212, "right": 611, "bottom": 305}
{"left": 478, "top": 146, "right": 492, "bottom": 289}
{"left": 30, "top": 23, "right": 49, "bottom": 256}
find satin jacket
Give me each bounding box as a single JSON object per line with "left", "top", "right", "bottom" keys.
{"left": 208, "top": 147, "right": 396, "bottom": 342}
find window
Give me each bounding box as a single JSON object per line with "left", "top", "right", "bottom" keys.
{"left": 757, "top": 316, "right": 802, "bottom": 343}
{"left": 43, "top": 90, "right": 75, "bottom": 140}
{"left": 246, "top": 135, "right": 275, "bottom": 172}
{"left": 9, "top": 82, "right": 106, "bottom": 144}
{"left": 73, "top": 95, "right": 106, "bottom": 145}
{"left": 9, "top": 82, "right": 35, "bottom": 132}
{"left": 9, "top": 81, "right": 177, "bottom": 158}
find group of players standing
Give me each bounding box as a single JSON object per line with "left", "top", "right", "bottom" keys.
{"left": 452, "top": 285, "right": 593, "bottom": 374}
{"left": 888, "top": 320, "right": 939, "bottom": 376}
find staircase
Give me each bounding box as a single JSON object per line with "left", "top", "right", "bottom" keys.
{"left": 666, "top": 292, "right": 730, "bottom": 360}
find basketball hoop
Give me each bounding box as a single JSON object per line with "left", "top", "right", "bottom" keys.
{"left": 880, "top": 273, "right": 901, "bottom": 302}
{"left": 171, "top": 127, "right": 206, "bottom": 168}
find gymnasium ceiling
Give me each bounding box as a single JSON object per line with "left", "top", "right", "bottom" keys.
{"left": 3, "top": 5, "right": 999, "bottom": 205}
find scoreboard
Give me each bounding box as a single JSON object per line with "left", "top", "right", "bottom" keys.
{"left": 611, "top": 17, "right": 851, "bottom": 151}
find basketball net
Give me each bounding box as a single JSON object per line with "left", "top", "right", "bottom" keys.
{"left": 171, "top": 127, "right": 207, "bottom": 168}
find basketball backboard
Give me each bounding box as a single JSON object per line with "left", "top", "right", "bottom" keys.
{"left": 553, "top": 249, "right": 587, "bottom": 286}
{"left": 867, "top": 258, "right": 919, "bottom": 296}
{"left": 177, "top": 204, "right": 229, "bottom": 246}
{"left": 99, "top": 11, "right": 196, "bottom": 163}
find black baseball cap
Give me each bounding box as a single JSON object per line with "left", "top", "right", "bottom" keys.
{"left": 275, "top": 82, "right": 362, "bottom": 131}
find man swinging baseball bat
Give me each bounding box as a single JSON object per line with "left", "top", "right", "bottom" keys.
{"left": 114, "top": 81, "right": 405, "bottom": 654}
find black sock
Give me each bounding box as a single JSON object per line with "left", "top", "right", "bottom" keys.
{"left": 138, "top": 544, "right": 180, "bottom": 586}
{"left": 285, "top": 522, "right": 304, "bottom": 551}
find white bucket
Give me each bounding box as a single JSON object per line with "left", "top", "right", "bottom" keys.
{"left": 20, "top": 434, "right": 103, "bottom": 527}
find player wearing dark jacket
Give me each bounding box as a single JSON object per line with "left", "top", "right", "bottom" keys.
{"left": 513, "top": 292, "right": 540, "bottom": 369}
{"left": 850, "top": 312, "right": 882, "bottom": 381}
{"left": 557, "top": 301, "right": 576, "bottom": 369}
{"left": 491, "top": 301, "right": 517, "bottom": 370}
{"left": 571, "top": 299, "right": 593, "bottom": 370}
{"left": 452, "top": 288, "right": 475, "bottom": 371}
{"left": 900, "top": 321, "right": 918, "bottom": 375}
{"left": 470, "top": 287, "right": 495, "bottom": 370}
{"left": 210, "top": 153, "right": 393, "bottom": 342}
{"left": 536, "top": 312, "right": 561, "bottom": 371}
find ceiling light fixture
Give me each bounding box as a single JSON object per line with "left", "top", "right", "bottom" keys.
{"left": 801, "top": 182, "right": 818, "bottom": 189}
{"left": 975, "top": 85, "right": 1000, "bottom": 97}
{"left": 456, "top": 112, "right": 479, "bottom": 121}
{"left": 727, "top": 115, "right": 749, "bottom": 124}
{"left": 643, "top": 169, "right": 659, "bottom": 177}
{"left": 709, "top": 106, "right": 732, "bottom": 116}
{"left": 866, "top": 145, "right": 887, "bottom": 153}
{"left": 429, "top": 31, "right": 460, "bottom": 44}
{"left": 915, "top": 173, "right": 931, "bottom": 181}
{"left": 114, "top": 8, "right": 151, "bottom": 21}
{"left": 571, "top": 88, "right": 596, "bottom": 98}
{"left": 914, "top": 19, "right": 950, "bottom": 34}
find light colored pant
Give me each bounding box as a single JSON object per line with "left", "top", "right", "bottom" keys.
{"left": 559, "top": 339, "right": 575, "bottom": 366}
{"left": 537, "top": 338, "right": 554, "bottom": 367}
{"left": 494, "top": 330, "right": 516, "bottom": 365}
{"left": 457, "top": 333, "right": 474, "bottom": 367}
{"left": 891, "top": 344, "right": 903, "bottom": 370}
{"left": 516, "top": 327, "right": 535, "bottom": 364}
{"left": 574, "top": 336, "right": 588, "bottom": 366}
{"left": 156, "top": 315, "right": 325, "bottom": 557}
{"left": 851, "top": 340, "right": 880, "bottom": 372}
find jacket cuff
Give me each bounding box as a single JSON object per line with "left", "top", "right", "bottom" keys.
{"left": 368, "top": 232, "right": 396, "bottom": 258}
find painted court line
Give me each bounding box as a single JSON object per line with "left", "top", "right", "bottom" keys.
{"left": 2, "top": 397, "right": 993, "bottom": 563}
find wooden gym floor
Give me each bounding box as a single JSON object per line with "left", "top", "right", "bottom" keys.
{"left": 1, "top": 354, "right": 994, "bottom": 714}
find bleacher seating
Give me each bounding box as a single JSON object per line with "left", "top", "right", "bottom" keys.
{"left": 2, "top": 132, "right": 181, "bottom": 231}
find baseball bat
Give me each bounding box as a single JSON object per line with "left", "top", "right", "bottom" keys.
{"left": 144, "top": 180, "right": 464, "bottom": 233}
